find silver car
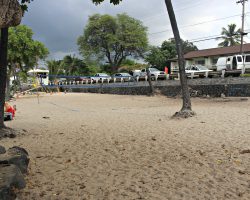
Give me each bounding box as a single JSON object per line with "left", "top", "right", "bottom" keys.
{"left": 112, "top": 73, "right": 133, "bottom": 82}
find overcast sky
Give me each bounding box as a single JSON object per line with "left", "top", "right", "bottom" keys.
{"left": 21, "top": 0, "right": 250, "bottom": 60}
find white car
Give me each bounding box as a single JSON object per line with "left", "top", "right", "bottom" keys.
{"left": 92, "top": 73, "right": 111, "bottom": 83}
{"left": 185, "top": 65, "right": 212, "bottom": 78}
{"left": 132, "top": 69, "right": 147, "bottom": 81}
{"left": 141, "top": 68, "right": 166, "bottom": 80}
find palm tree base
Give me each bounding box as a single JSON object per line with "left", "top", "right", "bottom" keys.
{"left": 172, "top": 109, "right": 196, "bottom": 119}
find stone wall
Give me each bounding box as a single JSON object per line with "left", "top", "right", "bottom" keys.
{"left": 47, "top": 77, "right": 250, "bottom": 97}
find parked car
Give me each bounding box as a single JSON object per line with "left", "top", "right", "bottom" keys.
{"left": 112, "top": 73, "right": 133, "bottom": 82}
{"left": 185, "top": 65, "right": 212, "bottom": 78}
{"left": 75, "top": 76, "right": 92, "bottom": 84}
{"left": 132, "top": 69, "right": 147, "bottom": 81}
{"left": 92, "top": 73, "right": 111, "bottom": 83}
{"left": 141, "top": 67, "right": 166, "bottom": 80}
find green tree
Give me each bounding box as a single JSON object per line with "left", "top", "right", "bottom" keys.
{"left": 62, "top": 55, "right": 90, "bottom": 75}
{"left": 145, "top": 38, "right": 198, "bottom": 69}
{"left": 161, "top": 38, "right": 198, "bottom": 58}
{"left": 145, "top": 46, "right": 167, "bottom": 69}
{"left": 92, "top": 0, "right": 194, "bottom": 118}
{"left": 77, "top": 13, "right": 148, "bottom": 72}
{"left": 218, "top": 24, "right": 241, "bottom": 47}
{"left": 47, "top": 60, "right": 64, "bottom": 76}
{"left": 8, "top": 25, "right": 49, "bottom": 72}
{"left": 6, "top": 25, "right": 49, "bottom": 100}
{"left": 0, "top": 0, "right": 33, "bottom": 128}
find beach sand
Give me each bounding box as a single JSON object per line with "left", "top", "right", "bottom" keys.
{"left": 1, "top": 93, "right": 250, "bottom": 200}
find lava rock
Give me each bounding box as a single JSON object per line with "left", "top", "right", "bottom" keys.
{"left": 0, "top": 146, "right": 6, "bottom": 154}
{"left": 0, "top": 147, "right": 29, "bottom": 174}
{"left": 0, "top": 164, "right": 25, "bottom": 200}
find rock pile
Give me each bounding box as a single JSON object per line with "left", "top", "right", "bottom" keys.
{"left": 0, "top": 146, "right": 29, "bottom": 200}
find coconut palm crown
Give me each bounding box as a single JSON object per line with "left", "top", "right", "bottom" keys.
{"left": 218, "top": 24, "right": 241, "bottom": 47}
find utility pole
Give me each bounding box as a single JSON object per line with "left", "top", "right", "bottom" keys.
{"left": 237, "top": 0, "right": 248, "bottom": 54}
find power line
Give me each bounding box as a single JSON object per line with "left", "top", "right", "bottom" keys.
{"left": 141, "top": 0, "right": 215, "bottom": 23}
{"left": 149, "top": 29, "right": 250, "bottom": 45}
{"left": 148, "top": 13, "right": 249, "bottom": 36}
{"left": 190, "top": 31, "right": 250, "bottom": 43}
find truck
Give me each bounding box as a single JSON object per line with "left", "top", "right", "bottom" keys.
{"left": 132, "top": 67, "right": 166, "bottom": 81}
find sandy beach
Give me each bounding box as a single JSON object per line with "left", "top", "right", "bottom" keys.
{"left": 1, "top": 93, "right": 250, "bottom": 200}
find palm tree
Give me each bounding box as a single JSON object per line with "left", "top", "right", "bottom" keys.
{"left": 218, "top": 24, "right": 241, "bottom": 47}
{"left": 93, "top": 0, "right": 194, "bottom": 118}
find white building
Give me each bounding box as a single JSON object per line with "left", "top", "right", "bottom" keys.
{"left": 27, "top": 69, "right": 49, "bottom": 85}
{"left": 170, "top": 43, "right": 250, "bottom": 71}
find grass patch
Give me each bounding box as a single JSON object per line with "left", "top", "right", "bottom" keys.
{"left": 240, "top": 74, "right": 250, "bottom": 77}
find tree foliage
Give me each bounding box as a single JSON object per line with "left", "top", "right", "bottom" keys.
{"left": 18, "top": 0, "right": 33, "bottom": 12}
{"left": 92, "top": 0, "right": 122, "bottom": 5}
{"left": 218, "top": 24, "right": 241, "bottom": 47}
{"left": 47, "top": 55, "right": 99, "bottom": 77}
{"left": 8, "top": 25, "right": 49, "bottom": 72}
{"left": 77, "top": 13, "right": 148, "bottom": 72}
{"left": 145, "top": 38, "right": 198, "bottom": 69}
{"left": 62, "top": 55, "right": 89, "bottom": 75}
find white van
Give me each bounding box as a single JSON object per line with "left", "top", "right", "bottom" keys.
{"left": 243, "top": 54, "right": 250, "bottom": 69}
{"left": 216, "top": 54, "right": 250, "bottom": 71}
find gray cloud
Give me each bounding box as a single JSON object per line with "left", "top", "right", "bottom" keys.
{"left": 22, "top": 0, "right": 250, "bottom": 60}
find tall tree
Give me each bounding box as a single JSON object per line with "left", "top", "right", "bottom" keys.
{"left": 92, "top": 0, "right": 194, "bottom": 118}
{"left": 0, "top": 0, "right": 34, "bottom": 128}
{"left": 218, "top": 24, "right": 241, "bottom": 47}
{"left": 78, "top": 13, "right": 148, "bottom": 72}
{"left": 164, "top": 0, "right": 194, "bottom": 118}
{"left": 8, "top": 25, "right": 49, "bottom": 70}
{"left": 146, "top": 39, "right": 198, "bottom": 69}
{"left": 162, "top": 38, "right": 198, "bottom": 55}
{"left": 47, "top": 60, "right": 63, "bottom": 75}
{"left": 0, "top": 28, "right": 9, "bottom": 127}
{"left": 62, "top": 55, "right": 89, "bottom": 75}
{"left": 6, "top": 25, "right": 49, "bottom": 99}
{"left": 0, "top": 0, "right": 24, "bottom": 128}
{"left": 145, "top": 46, "right": 168, "bottom": 69}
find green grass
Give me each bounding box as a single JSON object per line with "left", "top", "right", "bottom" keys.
{"left": 240, "top": 74, "right": 250, "bottom": 77}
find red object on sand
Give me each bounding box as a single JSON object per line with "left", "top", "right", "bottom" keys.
{"left": 5, "top": 103, "right": 16, "bottom": 117}
{"left": 6, "top": 106, "right": 15, "bottom": 118}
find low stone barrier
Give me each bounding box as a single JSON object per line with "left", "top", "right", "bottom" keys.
{"left": 46, "top": 77, "right": 250, "bottom": 97}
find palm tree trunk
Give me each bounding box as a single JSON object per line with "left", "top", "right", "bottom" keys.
{"left": 0, "top": 27, "right": 8, "bottom": 128}
{"left": 164, "top": 0, "right": 195, "bottom": 118}
{"left": 146, "top": 67, "right": 154, "bottom": 96}
{"left": 5, "top": 73, "right": 11, "bottom": 101}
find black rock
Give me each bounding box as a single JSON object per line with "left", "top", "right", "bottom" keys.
{"left": 0, "top": 164, "right": 25, "bottom": 200}
{"left": 0, "top": 147, "right": 29, "bottom": 174}
{"left": 8, "top": 146, "right": 29, "bottom": 156}
{"left": 0, "top": 146, "right": 6, "bottom": 154}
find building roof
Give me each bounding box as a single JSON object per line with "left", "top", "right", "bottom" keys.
{"left": 28, "top": 69, "right": 49, "bottom": 74}
{"left": 184, "top": 43, "right": 250, "bottom": 59}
